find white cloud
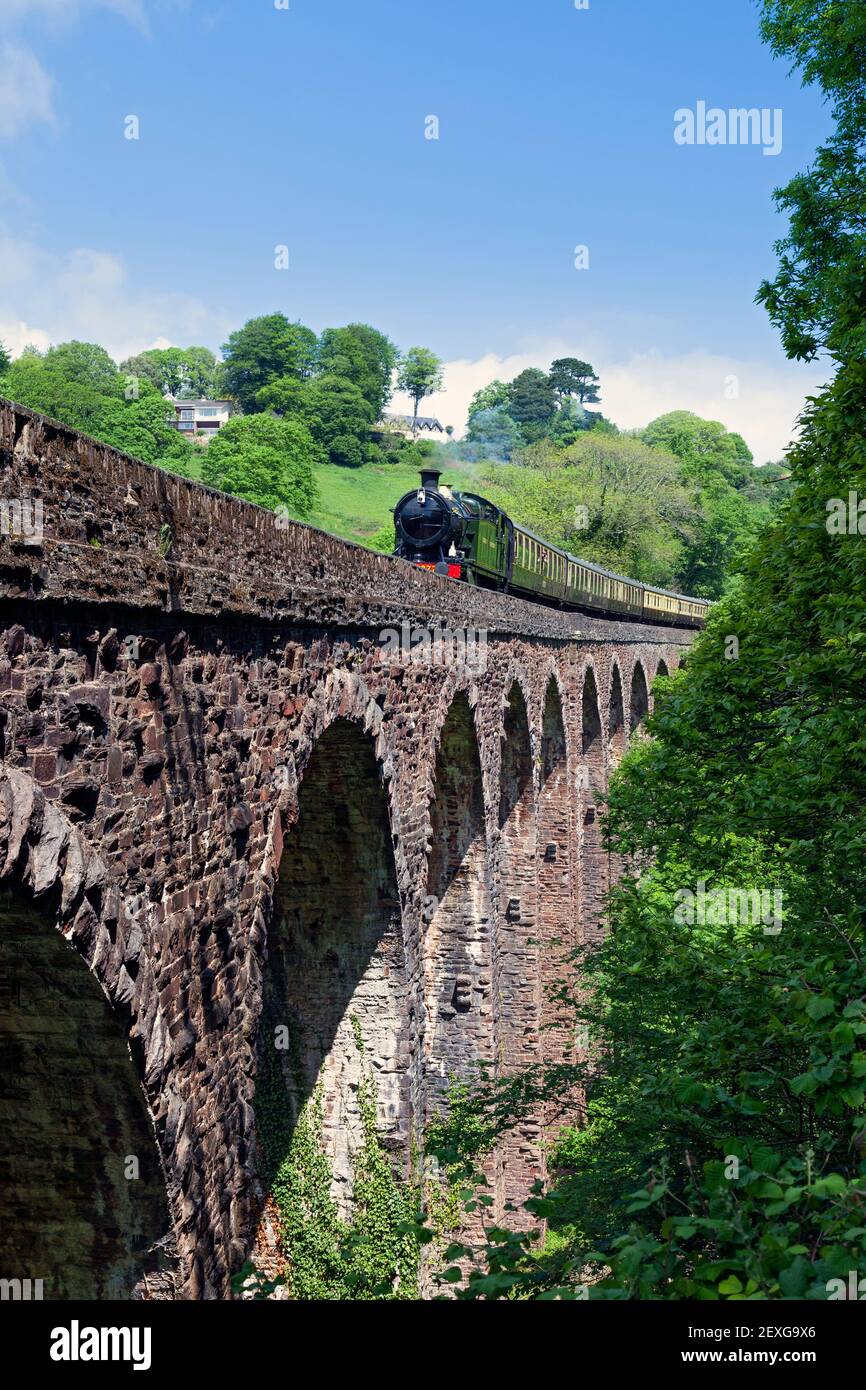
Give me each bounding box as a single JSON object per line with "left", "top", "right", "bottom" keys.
{"left": 0, "top": 231, "right": 227, "bottom": 363}
{"left": 0, "top": 317, "right": 50, "bottom": 354}
{"left": 0, "top": 41, "right": 54, "bottom": 138}
{"left": 0, "top": 1, "right": 148, "bottom": 139}
{"left": 389, "top": 342, "right": 830, "bottom": 465}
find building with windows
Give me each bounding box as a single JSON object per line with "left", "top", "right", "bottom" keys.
{"left": 168, "top": 398, "right": 233, "bottom": 440}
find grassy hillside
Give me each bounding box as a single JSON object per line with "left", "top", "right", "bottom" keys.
{"left": 307, "top": 455, "right": 482, "bottom": 549}
{"left": 183, "top": 444, "right": 481, "bottom": 549}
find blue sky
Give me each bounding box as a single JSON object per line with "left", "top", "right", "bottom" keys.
{"left": 0, "top": 0, "right": 833, "bottom": 460}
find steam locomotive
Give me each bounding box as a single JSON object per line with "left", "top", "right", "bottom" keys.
{"left": 392, "top": 468, "right": 709, "bottom": 627}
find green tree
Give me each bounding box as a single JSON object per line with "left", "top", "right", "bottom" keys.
{"left": 419, "top": 0, "right": 866, "bottom": 1305}
{"left": 506, "top": 368, "right": 557, "bottom": 443}
{"left": 221, "top": 315, "right": 318, "bottom": 413}
{"left": 43, "top": 341, "right": 121, "bottom": 396}
{"left": 183, "top": 345, "right": 222, "bottom": 397}
{"left": 641, "top": 410, "right": 754, "bottom": 488}
{"left": 0, "top": 346, "right": 194, "bottom": 471}
{"left": 317, "top": 323, "right": 398, "bottom": 420}
{"left": 676, "top": 475, "right": 763, "bottom": 597}
{"left": 201, "top": 412, "right": 320, "bottom": 516}
{"left": 254, "top": 375, "right": 307, "bottom": 417}
{"left": 120, "top": 346, "right": 221, "bottom": 399}
{"left": 756, "top": 0, "right": 866, "bottom": 362}
{"left": 117, "top": 351, "right": 164, "bottom": 393}
{"left": 92, "top": 383, "right": 192, "bottom": 470}
{"left": 426, "top": 363, "right": 866, "bottom": 1299}
{"left": 0, "top": 341, "right": 10, "bottom": 374}
{"left": 467, "top": 380, "right": 509, "bottom": 418}
{"left": 478, "top": 432, "right": 695, "bottom": 585}
{"left": 549, "top": 357, "right": 601, "bottom": 404}
{"left": 396, "top": 346, "right": 444, "bottom": 437}
{"left": 640, "top": 411, "right": 765, "bottom": 594}
{"left": 256, "top": 371, "right": 376, "bottom": 467}
{"left": 300, "top": 373, "right": 375, "bottom": 465}
{"left": 0, "top": 352, "right": 116, "bottom": 433}
{"left": 547, "top": 399, "right": 591, "bottom": 446}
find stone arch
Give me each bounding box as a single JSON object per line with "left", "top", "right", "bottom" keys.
{"left": 537, "top": 675, "right": 575, "bottom": 1059}
{"left": 630, "top": 661, "right": 650, "bottom": 734}
{"left": 580, "top": 667, "right": 608, "bottom": 945}
{"left": 256, "top": 718, "right": 409, "bottom": 1224}
{"left": 420, "top": 684, "right": 496, "bottom": 1250}
{"left": 283, "top": 669, "right": 391, "bottom": 817}
{"left": 497, "top": 679, "right": 538, "bottom": 1053}
{"left": 0, "top": 768, "right": 175, "bottom": 1299}
{"left": 262, "top": 668, "right": 413, "bottom": 1017}
{"left": 651, "top": 658, "right": 670, "bottom": 713}
{"left": 608, "top": 663, "right": 626, "bottom": 771}
{"left": 496, "top": 679, "right": 542, "bottom": 1209}
{"left": 423, "top": 691, "right": 494, "bottom": 1113}
{"left": 581, "top": 665, "right": 605, "bottom": 796}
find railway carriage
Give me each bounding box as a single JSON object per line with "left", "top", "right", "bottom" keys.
{"left": 393, "top": 468, "right": 709, "bottom": 628}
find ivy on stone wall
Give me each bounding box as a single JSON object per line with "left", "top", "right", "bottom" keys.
{"left": 250, "top": 1017, "right": 422, "bottom": 1300}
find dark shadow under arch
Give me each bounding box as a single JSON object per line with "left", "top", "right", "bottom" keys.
{"left": 497, "top": 682, "right": 538, "bottom": 1067}
{"left": 581, "top": 669, "right": 608, "bottom": 945}
{"left": 257, "top": 719, "right": 409, "bottom": 1219}
{"left": 630, "top": 662, "right": 650, "bottom": 733}
{"left": 0, "top": 887, "right": 172, "bottom": 1300}
{"left": 608, "top": 665, "right": 626, "bottom": 770}
{"left": 538, "top": 679, "right": 574, "bottom": 1060}
{"left": 424, "top": 694, "right": 494, "bottom": 1112}
{"left": 496, "top": 681, "right": 542, "bottom": 1210}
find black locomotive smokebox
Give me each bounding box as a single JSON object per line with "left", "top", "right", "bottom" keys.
{"left": 395, "top": 487, "right": 452, "bottom": 548}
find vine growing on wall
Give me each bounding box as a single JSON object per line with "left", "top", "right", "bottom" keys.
{"left": 250, "top": 1014, "right": 423, "bottom": 1300}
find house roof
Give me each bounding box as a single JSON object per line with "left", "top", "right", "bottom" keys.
{"left": 387, "top": 414, "right": 444, "bottom": 430}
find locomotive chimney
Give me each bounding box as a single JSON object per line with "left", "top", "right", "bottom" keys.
{"left": 419, "top": 468, "right": 441, "bottom": 490}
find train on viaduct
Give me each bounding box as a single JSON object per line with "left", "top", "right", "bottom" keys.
{"left": 0, "top": 401, "right": 696, "bottom": 1298}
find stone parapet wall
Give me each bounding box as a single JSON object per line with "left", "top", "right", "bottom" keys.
{"left": 0, "top": 397, "right": 695, "bottom": 648}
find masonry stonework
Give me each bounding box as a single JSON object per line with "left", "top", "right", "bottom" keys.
{"left": 0, "top": 400, "right": 695, "bottom": 1297}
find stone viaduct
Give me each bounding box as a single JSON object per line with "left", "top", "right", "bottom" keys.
{"left": 0, "top": 400, "right": 695, "bottom": 1299}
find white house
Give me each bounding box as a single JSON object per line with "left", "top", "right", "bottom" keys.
{"left": 168, "top": 398, "right": 233, "bottom": 440}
